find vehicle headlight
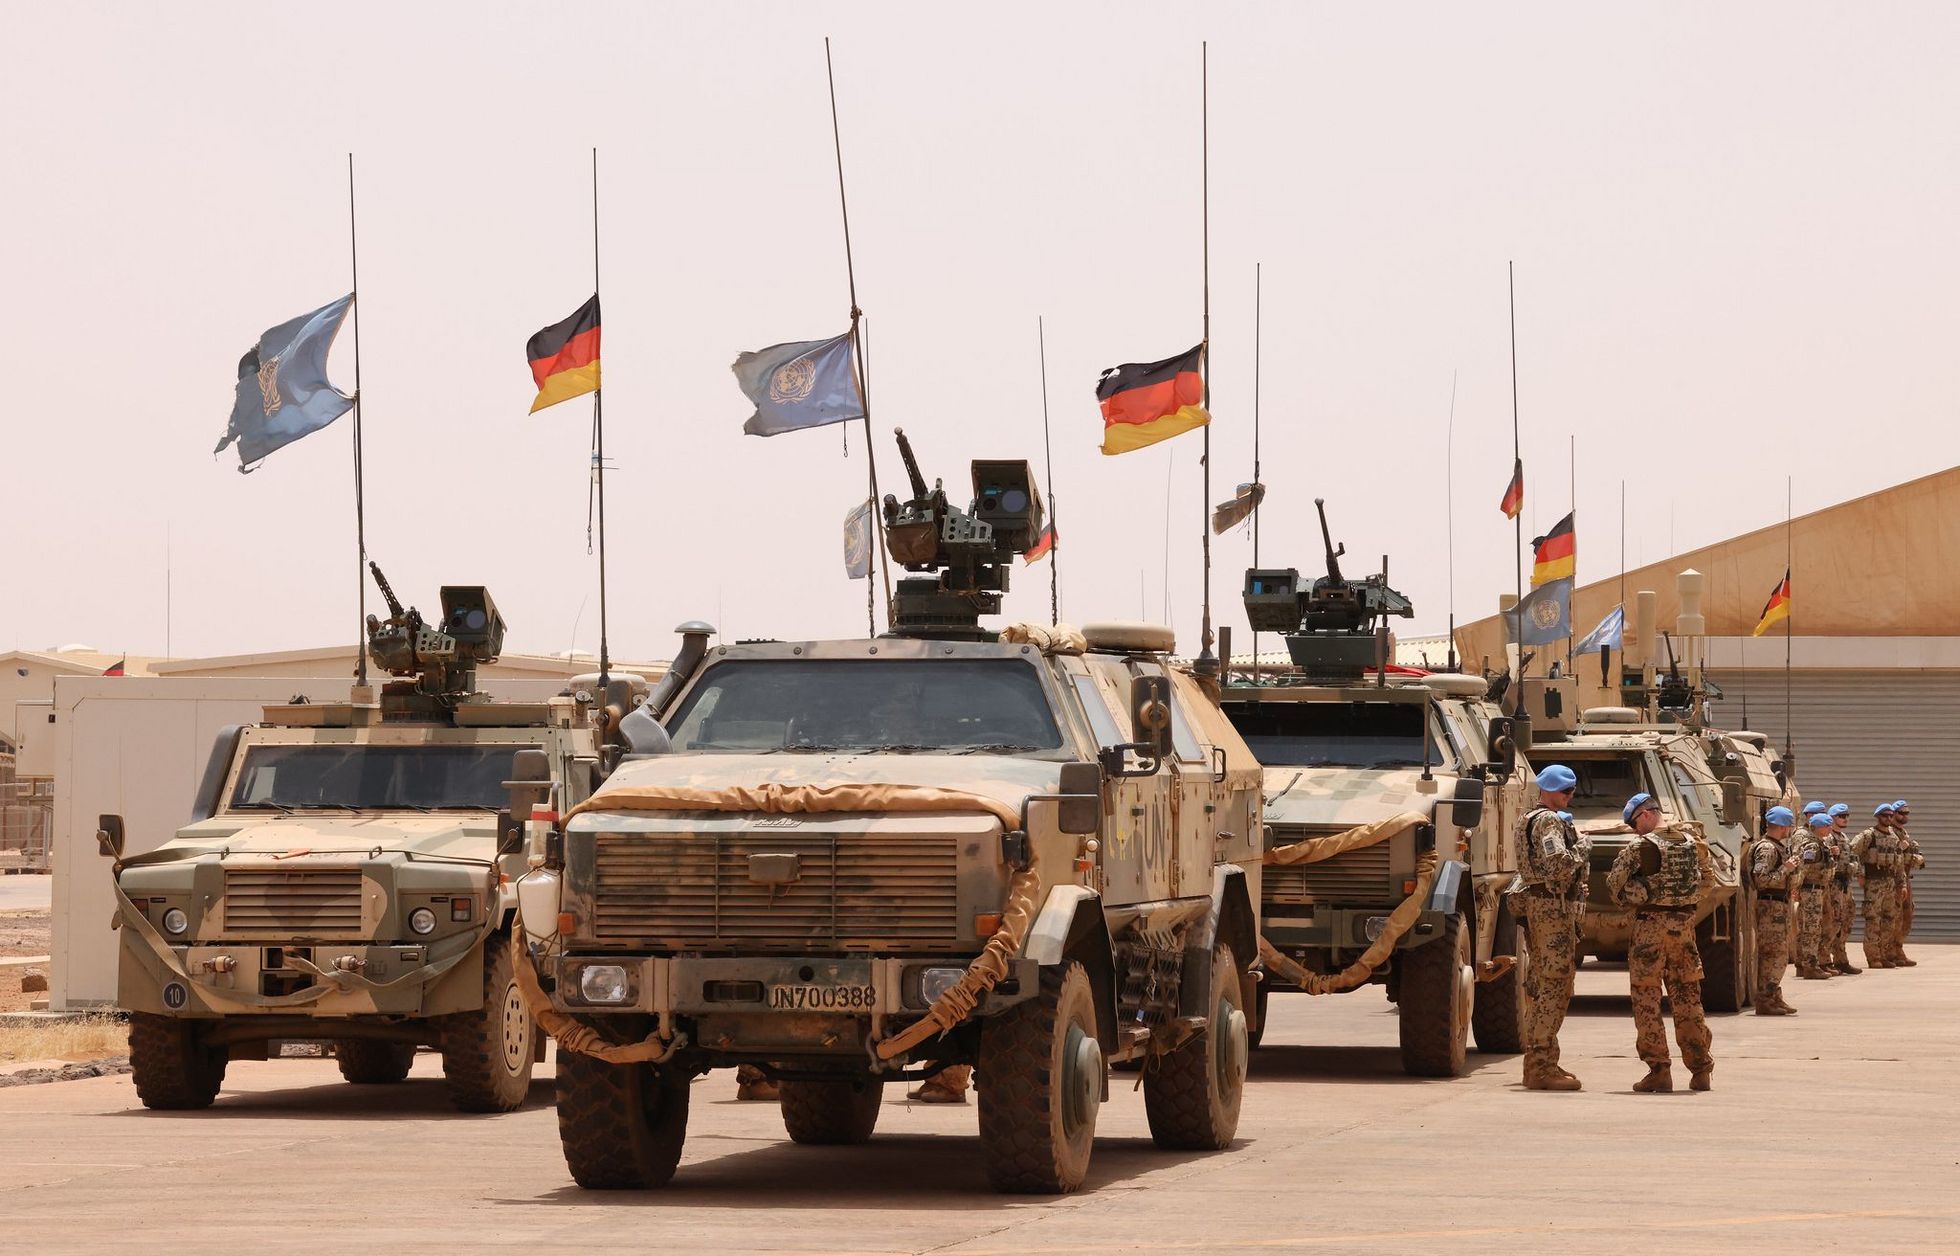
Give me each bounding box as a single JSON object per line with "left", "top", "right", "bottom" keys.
{"left": 919, "top": 966, "right": 966, "bottom": 1006}
{"left": 579, "top": 964, "right": 631, "bottom": 1005}
{"left": 1363, "top": 915, "right": 1390, "bottom": 942}
{"left": 161, "top": 908, "right": 189, "bottom": 936}
{"left": 408, "top": 907, "right": 438, "bottom": 936}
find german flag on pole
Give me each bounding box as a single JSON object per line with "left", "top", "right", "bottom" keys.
{"left": 1499, "top": 458, "right": 1524, "bottom": 519}
{"left": 1096, "top": 344, "right": 1208, "bottom": 455}
{"left": 527, "top": 295, "right": 601, "bottom": 413}
{"left": 1023, "top": 522, "right": 1056, "bottom": 564}
{"left": 1531, "top": 512, "right": 1575, "bottom": 586}
{"left": 1752, "top": 569, "right": 1791, "bottom": 637}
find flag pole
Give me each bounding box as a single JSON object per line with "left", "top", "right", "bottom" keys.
{"left": 1252, "top": 262, "right": 1264, "bottom": 677}
{"left": 1445, "top": 368, "right": 1457, "bottom": 672}
{"left": 1785, "top": 474, "right": 1794, "bottom": 756}
{"left": 1195, "top": 40, "right": 1217, "bottom": 683}
{"left": 591, "top": 147, "right": 612, "bottom": 686}
{"left": 347, "top": 153, "right": 369, "bottom": 691}
{"left": 1508, "top": 261, "right": 1523, "bottom": 706}
{"left": 1567, "top": 432, "right": 1576, "bottom": 672}
{"left": 824, "top": 37, "right": 891, "bottom": 637}
{"left": 1038, "top": 315, "right": 1058, "bottom": 625}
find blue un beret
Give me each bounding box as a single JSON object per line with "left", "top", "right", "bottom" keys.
{"left": 1537, "top": 764, "right": 1578, "bottom": 792}
{"left": 1765, "top": 806, "right": 1795, "bottom": 827}
{"left": 1622, "top": 792, "right": 1657, "bottom": 823}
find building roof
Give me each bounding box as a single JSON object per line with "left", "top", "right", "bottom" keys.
{"left": 0, "top": 649, "right": 162, "bottom": 676}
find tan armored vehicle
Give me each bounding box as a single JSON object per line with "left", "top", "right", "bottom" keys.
{"left": 100, "top": 575, "right": 634, "bottom": 1110}
{"left": 1223, "top": 507, "right": 1532, "bottom": 1077}
{"left": 1505, "top": 579, "right": 1786, "bottom": 1011}
{"left": 521, "top": 438, "right": 1262, "bottom": 1194}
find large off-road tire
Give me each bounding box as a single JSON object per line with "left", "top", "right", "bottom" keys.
{"left": 129, "top": 1013, "right": 228, "bottom": 1110}
{"left": 1698, "top": 909, "right": 1748, "bottom": 1014}
{"left": 1143, "top": 943, "right": 1249, "bottom": 1151}
{"left": 1397, "top": 910, "right": 1472, "bottom": 1078}
{"left": 554, "top": 1045, "right": 690, "bottom": 1190}
{"left": 334, "top": 1038, "right": 416, "bottom": 1084}
{"left": 1248, "top": 979, "right": 1270, "bottom": 1050}
{"left": 440, "top": 938, "right": 535, "bottom": 1112}
{"left": 779, "top": 1076, "right": 884, "bottom": 1144}
{"left": 1472, "top": 901, "right": 1527, "bottom": 1054}
{"left": 978, "top": 960, "right": 1102, "bottom": 1194}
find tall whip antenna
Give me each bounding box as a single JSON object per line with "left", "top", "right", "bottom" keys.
{"left": 1038, "top": 315, "right": 1058, "bottom": 625}
{"left": 1195, "top": 40, "right": 1217, "bottom": 682}
{"left": 347, "top": 154, "right": 369, "bottom": 690}
{"left": 591, "top": 147, "right": 612, "bottom": 685}
{"left": 1507, "top": 261, "right": 1523, "bottom": 709}
{"left": 1445, "top": 369, "right": 1458, "bottom": 671}
{"left": 1252, "top": 262, "right": 1263, "bottom": 676}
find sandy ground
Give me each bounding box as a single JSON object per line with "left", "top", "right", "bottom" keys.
{"left": 0, "top": 874, "right": 53, "bottom": 1014}
{"left": 1, "top": 944, "right": 1955, "bottom": 1254}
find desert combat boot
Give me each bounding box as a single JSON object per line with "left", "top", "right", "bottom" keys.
{"left": 1633, "top": 1063, "right": 1674, "bottom": 1093}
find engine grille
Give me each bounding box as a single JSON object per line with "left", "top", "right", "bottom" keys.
{"left": 223, "top": 867, "right": 364, "bottom": 936}
{"left": 1263, "top": 840, "right": 1395, "bottom": 906}
{"left": 592, "top": 832, "right": 960, "bottom": 950}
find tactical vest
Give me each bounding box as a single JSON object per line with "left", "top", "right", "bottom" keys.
{"left": 1517, "top": 806, "right": 1580, "bottom": 891}
{"left": 1796, "top": 833, "right": 1834, "bottom": 887}
{"left": 1863, "top": 830, "right": 1904, "bottom": 877}
{"left": 1637, "top": 834, "right": 1703, "bottom": 906}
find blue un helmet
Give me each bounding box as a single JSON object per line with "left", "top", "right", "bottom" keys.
{"left": 1536, "top": 764, "right": 1578, "bottom": 793}
{"left": 1622, "top": 792, "right": 1658, "bottom": 824}
{"left": 1765, "top": 805, "right": 1796, "bottom": 828}
{"left": 1829, "top": 803, "right": 1850, "bottom": 819}
{"left": 1802, "top": 801, "right": 1828, "bottom": 816}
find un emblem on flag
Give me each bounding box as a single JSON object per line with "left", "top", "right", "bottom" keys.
{"left": 256, "top": 356, "right": 283, "bottom": 417}
{"left": 769, "top": 354, "right": 818, "bottom": 404}
{"left": 1530, "top": 598, "right": 1562, "bottom": 631}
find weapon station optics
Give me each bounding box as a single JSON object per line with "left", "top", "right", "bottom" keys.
{"left": 1241, "top": 498, "right": 1413, "bottom": 682}
{"left": 880, "top": 429, "right": 1044, "bottom": 640}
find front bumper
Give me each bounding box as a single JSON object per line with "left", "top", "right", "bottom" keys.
{"left": 1259, "top": 859, "right": 1465, "bottom": 965}
{"left": 117, "top": 930, "right": 485, "bottom": 1019}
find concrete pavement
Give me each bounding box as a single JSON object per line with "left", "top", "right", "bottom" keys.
{"left": 2, "top": 946, "right": 1955, "bottom": 1254}
{"left": 0, "top": 873, "right": 51, "bottom": 913}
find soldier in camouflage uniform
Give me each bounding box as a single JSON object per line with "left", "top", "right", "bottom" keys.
{"left": 1513, "top": 764, "right": 1589, "bottom": 1091}
{"left": 1827, "top": 804, "right": 1860, "bottom": 975}
{"left": 1794, "top": 812, "right": 1838, "bottom": 980}
{"left": 1853, "top": 803, "right": 1909, "bottom": 968}
{"left": 1749, "top": 806, "right": 1803, "bottom": 1014}
{"left": 1606, "top": 793, "right": 1715, "bottom": 1092}
{"left": 1891, "top": 802, "right": 1924, "bottom": 965}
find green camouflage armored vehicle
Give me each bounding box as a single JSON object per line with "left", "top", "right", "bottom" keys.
{"left": 1219, "top": 503, "right": 1533, "bottom": 1078}
{"left": 522, "top": 435, "right": 1263, "bottom": 1194}
{"left": 99, "top": 573, "right": 633, "bottom": 1111}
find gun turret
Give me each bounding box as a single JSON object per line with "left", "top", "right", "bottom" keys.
{"left": 1316, "top": 497, "right": 1346, "bottom": 587}
{"left": 880, "top": 432, "right": 1042, "bottom": 640}
{"left": 364, "top": 571, "right": 506, "bottom": 716}
{"left": 370, "top": 561, "right": 406, "bottom": 619}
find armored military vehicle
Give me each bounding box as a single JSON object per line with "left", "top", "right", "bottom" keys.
{"left": 100, "top": 571, "right": 634, "bottom": 1110}
{"left": 1219, "top": 502, "right": 1533, "bottom": 1077}
{"left": 523, "top": 433, "right": 1263, "bottom": 1194}
{"left": 1505, "top": 581, "right": 1785, "bottom": 1012}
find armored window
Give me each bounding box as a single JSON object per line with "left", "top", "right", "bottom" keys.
{"left": 229, "top": 744, "right": 538, "bottom": 811}
{"left": 1220, "top": 698, "right": 1435, "bottom": 769}
{"left": 1069, "top": 673, "right": 1126, "bottom": 749}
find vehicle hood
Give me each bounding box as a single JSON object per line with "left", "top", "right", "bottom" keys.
{"left": 157, "top": 812, "right": 494, "bottom": 860}
{"left": 573, "top": 752, "right": 1063, "bottom": 827}
{"left": 1262, "top": 766, "right": 1446, "bottom": 830}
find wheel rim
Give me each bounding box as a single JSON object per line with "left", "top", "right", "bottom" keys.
{"left": 1062, "top": 1023, "right": 1102, "bottom": 1133}
{"left": 1217, "top": 1002, "right": 1248, "bottom": 1098}
{"left": 1452, "top": 924, "right": 1474, "bottom": 1029}
{"left": 500, "top": 981, "right": 530, "bottom": 1073}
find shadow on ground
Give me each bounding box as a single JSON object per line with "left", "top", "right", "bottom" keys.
{"left": 108, "top": 1074, "right": 555, "bottom": 1120}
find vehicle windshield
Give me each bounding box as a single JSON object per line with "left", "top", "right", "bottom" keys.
{"left": 665, "top": 658, "right": 1064, "bottom": 754}
{"left": 228, "top": 744, "right": 535, "bottom": 811}
{"left": 1561, "top": 754, "right": 1652, "bottom": 818}
{"left": 1222, "top": 699, "right": 1434, "bottom": 768}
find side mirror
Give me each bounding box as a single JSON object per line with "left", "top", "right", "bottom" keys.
{"left": 495, "top": 808, "right": 524, "bottom": 856}
{"left": 503, "top": 748, "right": 552, "bottom": 818}
{"left": 1055, "top": 761, "right": 1103, "bottom": 836}
{"left": 1485, "top": 717, "right": 1517, "bottom": 774}
{"left": 1448, "top": 774, "right": 1486, "bottom": 831}
{"left": 1130, "top": 675, "right": 1174, "bottom": 762}
{"left": 97, "top": 813, "right": 125, "bottom": 860}
{"left": 1719, "top": 779, "right": 1747, "bottom": 826}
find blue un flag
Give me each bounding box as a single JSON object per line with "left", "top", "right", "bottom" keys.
{"left": 215, "top": 294, "right": 356, "bottom": 471}
{"left": 1507, "top": 577, "right": 1573, "bottom": 645}
{"left": 733, "top": 330, "right": 864, "bottom": 436}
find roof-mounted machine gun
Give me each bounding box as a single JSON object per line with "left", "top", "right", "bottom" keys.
{"left": 881, "top": 429, "right": 1043, "bottom": 641}
{"left": 1241, "top": 498, "right": 1413, "bottom": 682}
{"left": 364, "top": 561, "right": 506, "bottom": 715}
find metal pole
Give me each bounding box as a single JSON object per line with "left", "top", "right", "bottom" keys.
{"left": 347, "top": 154, "right": 368, "bottom": 688}
{"left": 826, "top": 38, "right": 891, "bottom": 633}
{"left": 1785, "top": 476, "right": 1794, "bottom": 754}
{"left": 1567, "top": 432, "right": 1576, "bottom": 671}
{"left": 1196, "top": 40, "right": 1215, "bottom": 675}
{"left": 1252, "top": 262, "right": 1262, "bottom": 675}
{"left": 592, "top": 147, "right": 611, "bottom": 686}
{"left": 1038, "top": 315, "right": 1057, "bottom": 625}
{"left": 1445, "top": 368, "right": 1456, "bottom": 671}
{"left": 1508, "top": 261, "right": 1522, "bottom": 704}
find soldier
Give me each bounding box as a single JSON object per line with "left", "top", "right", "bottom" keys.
{"left": 1749, "top": 806, "right": 1803, "bottom": 1015}
{"left": 1892, "top": 801, "right": 1924, "bottom": 966}
{"left": 1606, "top": 792, "right": 1715, "bottom": 1092}
{"left": 908, "top": 1065, "right": 972, "bottom": 1104}
{"left": 1851, "top": 803, "right": 1906, "bottom": 968}
{"left": 1827, "top": 803, "right": 1860, "bottom": 975}
{"left": 1513, "top": 764, "right": 1589, "bottom": 1091}
{"left": 1794, "top": 812, "right": 1838, "bottom": 980}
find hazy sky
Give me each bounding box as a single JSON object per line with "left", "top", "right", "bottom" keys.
{"left": 4, "top": 2, "right": 1956, "bottom": 663}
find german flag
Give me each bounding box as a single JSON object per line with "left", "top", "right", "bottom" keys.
{"left": 1531, "top": 512, "right": 1575, "bottom": 586}
{"left": 102, "top": 657, "right": 125, "bottom": 677}
{"left": 1752, "top": 569, "right": 1791, "bottom": 637}
{"left": 1499, "top": 458, "right": 1524, "bottom": 519}
{"left": 526, "top": 295, "right": 601, "bottom": 413}
{"left": 1097, "top": 345, "right": 1208, "bottom": 455}
{"left": 1023, "top": 522, "right": 1056, "bottom": 564}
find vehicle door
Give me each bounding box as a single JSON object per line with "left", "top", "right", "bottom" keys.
{"left": 1067, "top": 655, "right": 1173, "bottom": 906}
{"left": 1136, "top": 662, "right": 1222, "bottom": 903}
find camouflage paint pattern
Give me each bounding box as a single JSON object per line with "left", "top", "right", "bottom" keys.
{"left": 1516, "top": 807, "right": 1586, "bottom": 1072}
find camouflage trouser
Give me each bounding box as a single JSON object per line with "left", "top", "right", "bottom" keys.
{"left": 1899, "top": 878, "right": 1915, "bottom": 943}
{"left": 1755, "top": 900, "right": 1794, "bottom": 1003}
{"left": 1519, "top": 895, "right": 1580, "bottom": 1071}
{"left": 1796, "top": 885, "right": 1829, "bottom": 970}
{"left": 1831, "top": 882, "right": 1856, "bottom": 963}
{"left": 1864, "top": 876, "right": 1903, "bottom": 963}
{"left": 1628, "top": 912, "right": 1711, "bottom": 1071}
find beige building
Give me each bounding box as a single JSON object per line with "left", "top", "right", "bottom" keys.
{"left": 1456, "top": 465, "right": 1960, "bottom": 937}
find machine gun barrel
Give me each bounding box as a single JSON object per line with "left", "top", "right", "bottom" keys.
{"left": 1314, "top": 498, "right": 1347, "bottom": 586}
{"left": 894, "top": 427, "right": 929, "bottom": 500}
{"left": 368, "top": 561, "right": 405, "bottom": 619}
